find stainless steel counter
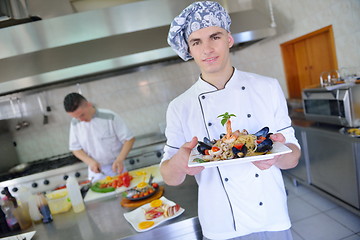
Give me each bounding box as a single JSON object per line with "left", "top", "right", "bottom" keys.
{"left": 28, "top": 176, "right": 201, "bottom": 240}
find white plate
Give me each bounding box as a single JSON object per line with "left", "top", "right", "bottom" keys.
{"left": 0, "top": 231, "right": 36, "bottom": 240}
{"left": 188, "top": 142, "right": 292, "bottom": 168}
{"left": 123, "top": 196, "right": 185, "bottom": 232}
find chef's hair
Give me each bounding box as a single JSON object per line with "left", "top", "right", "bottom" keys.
{"left": 64, "top": 92, "right": 87, "bottom": 112}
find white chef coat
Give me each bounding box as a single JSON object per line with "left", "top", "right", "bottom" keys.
{"left": 162, "top": 69, "right": 300, "bottom": 240}
{"left": 69, "top": 108, "right": 133, "bottom": 180}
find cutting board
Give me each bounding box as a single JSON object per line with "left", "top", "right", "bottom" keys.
{"left": 120, "top": 186, "right": 164, "bottom": 208}
{"left": 84, "top": 164, "right": 163, "bottom": 203}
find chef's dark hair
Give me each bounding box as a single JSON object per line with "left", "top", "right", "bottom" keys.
{"left": 64, "top": 92, "right": 87, "bottom": 112}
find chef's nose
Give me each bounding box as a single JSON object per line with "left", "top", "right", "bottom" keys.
{"left": 202, "top": 41, "right": 214, "bottom": 55}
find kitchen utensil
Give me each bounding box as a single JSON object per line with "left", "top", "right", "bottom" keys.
{"left": 37, "top": 94, "right": 48, "bottom": 125}
{"left": 16, "top": 98, "right": 30, "bottom": 129}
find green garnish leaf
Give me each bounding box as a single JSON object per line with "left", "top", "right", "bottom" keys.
{"left": 193, "top": 158, "right": 207, "bottom": 163}
{"left": 217, "top": 112, "right": 236, "bottom": 126}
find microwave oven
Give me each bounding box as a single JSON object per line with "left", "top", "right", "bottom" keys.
{"left": 302, "top": 84, "right": 360, "bottom": 127}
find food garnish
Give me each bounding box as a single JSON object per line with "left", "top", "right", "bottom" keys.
{"left": 138, "top": 221, "right": 155, "bottom": 230}
{"left": 195, "top": 113, "right": 273, "bottom": 162}
{"left": 150, "top": 199, "right": 163, "bottom": 208}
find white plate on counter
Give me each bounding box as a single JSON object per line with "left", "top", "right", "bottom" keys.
{"left": 0, "top": 231, "right": 36, "bottom": 240}
{"left": 123, "top": 196, "right": 184, "bottom": 232}
{"left": 188, "top": 142, "right": 292, "bottom": 168}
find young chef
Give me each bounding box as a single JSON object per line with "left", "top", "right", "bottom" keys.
{"left": 64, "top": 93, "right": 135, "bottom": 182}
{"left": 160, "top": 1, "right": 301, "bottom": 240}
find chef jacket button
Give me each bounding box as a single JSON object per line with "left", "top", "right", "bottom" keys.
{"left": 242, "top": 86, "right": 245, "bottom": 90}
{"left": 224, "top": 178, "right": 229, "bottom": 182}
{"left": 259, "top": 202, "right": 263, "bottom": 206}
{"left": 201, "top": 95, "right": 205, "bottom": 99}
{"left": 255, "top": 173, "right": 259, "bottom": 178}
{"left": 247, "top": 114, "right": 251, "bottom": 118}
{"left": 208, "top": 122, "right": 212, "bottom": 126}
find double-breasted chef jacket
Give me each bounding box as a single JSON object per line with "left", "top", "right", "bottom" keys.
{"left": 162, "top": 69, "right": 300, "bottom": 240}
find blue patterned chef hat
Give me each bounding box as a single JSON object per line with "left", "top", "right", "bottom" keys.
{"left": 167, "top": 1, "right": 231, "bottom": 61}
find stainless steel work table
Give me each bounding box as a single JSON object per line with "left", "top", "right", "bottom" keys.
{"left": 29, "top": 176, "right": 201, "bottom": 240}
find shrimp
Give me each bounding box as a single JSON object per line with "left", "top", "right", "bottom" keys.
{"left": 222, "top": 119, "right": 237, "bottom": 143}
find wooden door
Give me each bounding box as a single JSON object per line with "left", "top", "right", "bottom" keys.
{"left": 281, "top": 25, "right": 338, "bottom": 99}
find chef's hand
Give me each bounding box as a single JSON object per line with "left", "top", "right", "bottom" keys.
{"left": 89, "top": 160, "right": 102, "bottom": 173}
{"left": 252, "top": 133, "right": 286, "bottom": 170}
{"left": 112, "top": 159, "right": 124, "bottom": 174}
{"left": 161, "top": 137, "right": 204, "bottom": 186}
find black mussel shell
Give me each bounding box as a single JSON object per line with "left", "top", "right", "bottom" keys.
{"left": 256, "top": 138, "right": 273, "bottom": 153}
{"left": 232, "top": 145, "right": 248, "bottom": 158}
{"left": 197, "top": 141, "right": 212, "bottom": 155}
{"left": 220, "top": 133, "right": 226, "bottom": 139}
{"left": 254, "top": 127, "right": 270, "bottom": 138}
{"left": 203, "top": 137, "right": 216, "bottom": 146}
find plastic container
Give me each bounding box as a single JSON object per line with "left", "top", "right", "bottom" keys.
{"left": 46, "top": 189, "right": 72, "bottom": 215}
{"left": 12, "top": 202, "right": 32, "bottom": 230}
{"left": 28, "top": 195, "right": 42, "bottom": 223}
{"left": 1, "top": 198, "right": 20, "bottom": 231}
{"left": 66, "top": 177, "right": 85, "bottom": 213}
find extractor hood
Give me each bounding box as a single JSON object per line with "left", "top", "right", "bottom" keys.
{"left": 0, "top": 0, "right": 276, "bottom": 96}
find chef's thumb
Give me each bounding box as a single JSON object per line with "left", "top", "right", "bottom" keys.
{"left": 186, "top": 136, "right": 198, "bottom": 150}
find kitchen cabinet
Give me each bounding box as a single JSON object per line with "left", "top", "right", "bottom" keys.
{"left": 284, "top": 125, "right": 310, "bottom": 184}
{"left": 281, "top": 25, "right": 338, "bottom": 98}
{"left": 284, "top": 122, "right": 360, "bottom": 213}
{"left": 306, "top": 128, "right": 360, "bottom": 209}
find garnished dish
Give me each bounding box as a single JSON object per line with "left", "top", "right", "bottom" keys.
{"left": 122, "top": 181, "right": 159, "bottom": 201}
{"left": 195, "top": 112, "right": 274, "bottom": 162}
{"left": 189, "top": 112, "right": 292, "bottom": 167}
{"left": 90, "top": 172, "right": 133, "bottom": 193}
{"left": 123, "top": 197, "right": 184, "bottom": 232}
{"left": 339, "top": 127, "right": 360, "bottom": 137}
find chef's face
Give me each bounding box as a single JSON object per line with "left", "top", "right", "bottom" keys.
{"left": 68, "top": 101, "right": 94, "bottom": 122}
{"left": 188, "top": 26, "right": 234, "bottom": 76}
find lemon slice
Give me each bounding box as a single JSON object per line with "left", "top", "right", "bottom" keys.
{"left": 136, "top": 171, "right": 147, "bottom": 176}
{"left": 138, "top": 221, "right": 154, "bottom": 230}
{"left": 150, "top": 199, "right": 163, "bottom": 208}
{"left": 137, "top": 182, "right": 148, "bottom": 188}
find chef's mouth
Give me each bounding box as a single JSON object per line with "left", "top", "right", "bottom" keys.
{"left": 203, "top": 56, "right": 219, "bottom": 63}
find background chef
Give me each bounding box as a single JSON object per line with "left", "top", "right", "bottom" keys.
{"left": 64, "top": 92, "right": 135, "bottom": 182}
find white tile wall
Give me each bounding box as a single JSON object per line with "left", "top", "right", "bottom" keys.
{"left": 3, "top": 0, "right": 358, "bottom": 163}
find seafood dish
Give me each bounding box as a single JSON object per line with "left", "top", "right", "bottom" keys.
{"left": 188, "top": 112, "right": 292, "bottom": 167}
{"left": 195, "top": 114, "right": 274, "bottom": 162}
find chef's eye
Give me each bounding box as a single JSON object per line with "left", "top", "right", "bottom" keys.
{"left": 191, "top": 41, "right": 199, "bottom": 46}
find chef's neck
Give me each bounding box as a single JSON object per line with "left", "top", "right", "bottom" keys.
{"left": 200, "top": 66, "right": 235, "bottom": 90}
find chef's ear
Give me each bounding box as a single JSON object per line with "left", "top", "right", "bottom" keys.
{"left": 228, "top": 32, "right": 234, "bottom": 48}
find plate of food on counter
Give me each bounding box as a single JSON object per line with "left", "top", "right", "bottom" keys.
{"left": 339, "top": 127, "right": 360, "bottom": 138}
{"left": 123, "top": 196, "right": 184, "bottom": 232}
{"left": 188, "top": 113, "right": 292, "bottom": 168}
{"left": 122, "top": 180, "right": 159, "bottom": 201}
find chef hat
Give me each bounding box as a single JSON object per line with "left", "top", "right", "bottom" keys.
{"left": 167, "top": 1, "right": 231, "bottom": 61}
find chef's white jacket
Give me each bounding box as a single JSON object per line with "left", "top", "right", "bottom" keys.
{"left": 69, "top": 108, "right": 133, "bottom": 179}
{"left": 162, "top": 69, "right": 300, "bottom": 240}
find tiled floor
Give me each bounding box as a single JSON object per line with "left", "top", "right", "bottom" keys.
{"left": 284, "top": 176, "right": 360, "bottom": 240}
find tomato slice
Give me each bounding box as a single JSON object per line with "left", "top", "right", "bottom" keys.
{"left": 233, "top": 143, "right": 244, "bottom": 150}
{"left": 211, "top": 146, "right": 220, "bottom": 152}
